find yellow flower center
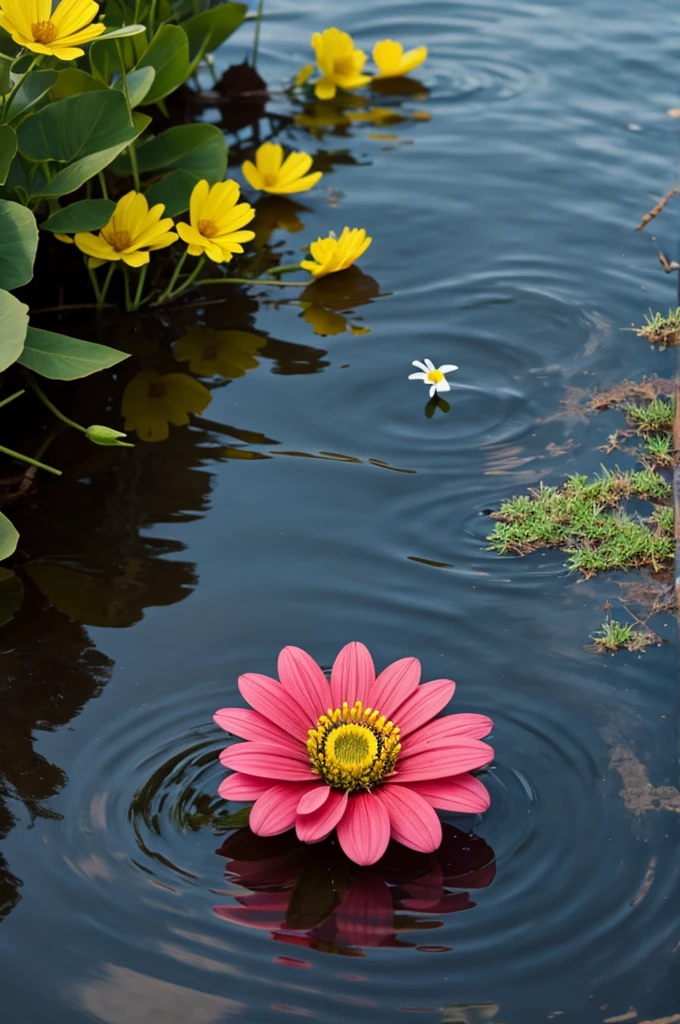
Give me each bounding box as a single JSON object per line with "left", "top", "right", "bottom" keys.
{"left": 307, "top": 700, "right": 401, "bottom": 793}
{"left": 262, "top": 173, "right": 279, "bottom": 187}
{"left": 198, "top": 219, "right": 219, "bottom": 238}
{"left": 333, "top": 55, "right": 355, "bottom": 77}
{"left": 427, "top": 369, "right": 445, "bottom": 383}
{"left": 32, "top": 20, "right": 58, "bottom": 44}
{"left": 111, "top": 230, "right": 132, "bottom": 252}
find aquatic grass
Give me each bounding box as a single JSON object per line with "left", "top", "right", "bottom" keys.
{"left": 643, "top": 433, "right": 675, "bottom": 467}
{"left": 635, "top": 307, "right": 680, "bottom": 348}
{"left": 624, "top": 397, "right": 675, "bottom": 435}
{"left": 590, "top": 617, "right": 660, "bottom": 654}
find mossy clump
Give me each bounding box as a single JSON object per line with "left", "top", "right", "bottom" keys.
{"left": 488, "top": 468, "right": 673, "bottom": 578}
{"left": 624, "top": 397, "right": 675, "bottom": 435}
{"left": 643, "top": 433, "right": 675, "bottom": 467}
{"left": 635, "top": 308, "right": 680, "bottom": 348}
{"left": 589, "top": 616, "right": 661, "bottom": 654}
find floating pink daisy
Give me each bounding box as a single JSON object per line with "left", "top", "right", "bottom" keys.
{"left": 215, "top": 642, "right": 494, "bottom": 866}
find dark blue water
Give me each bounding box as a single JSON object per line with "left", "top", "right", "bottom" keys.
{"left": 2, "top": 1, "right": 680, "bottom": 1021}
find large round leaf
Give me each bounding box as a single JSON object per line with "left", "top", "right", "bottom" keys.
{"left": 42, "top": 199, "right": 116, "bottom": 234}
{"left": 0, "top": 125, "right": 17, "bottom": 186}
{"left": 51, "top": 68, "right": 106, "bottom": 100}
{"left": 0, "top": 200, "right": 38, "bottom": 290}
{"left": 0, "top": 289, "right": 28, "bottom": 372}
{"left": 183, "top": 3, "right": 248, "bottom": 61}
{"left": 89, "top": 32, "right": 148, "bottom": 83}
{"left": 122, "top": 123, "right": 227, "bottom": 180}
{"left": 0, "top": 514, "right": 19, "bottom": 563}
{"left": 17, "top": 327, "right": 129, "bottom": 380}
{"left": 18, "top": 89, "right": 142, "bottom": 164}
{"left": 136, "top": 24, "right": 190, "bottom": 104}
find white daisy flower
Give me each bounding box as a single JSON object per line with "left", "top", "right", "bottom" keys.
{"left": 408, "top": 358, "right": 459, "bottom": 398}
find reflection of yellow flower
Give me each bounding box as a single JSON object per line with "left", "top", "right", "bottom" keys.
{"left": 177, "top": 179, "right": 255, "bottom": 264}
{"left": 242, "top": 143, "right": 322, "bottom": 195}
{"left": 122, "top": 369, "right": 211, "bottom": 442}
{"left": 0, "top": 0, "right": 105, "bottom": 60}
{"left": 74, "top": 191, "right": 177, "bottom": 269}
{"left": 174, "top": 327, "right": 265, "bottom": 378}
{"left": 311, "top": 28, "right": 371, "bottom": 100}
{"left": 299, "top": 302, "right": 347, "bottom": 336}
{"left": 372, "top": 39, "right": 428, "bottom": 79}
{"left": 300, "top": 227, "right": 372, "bottom": 278}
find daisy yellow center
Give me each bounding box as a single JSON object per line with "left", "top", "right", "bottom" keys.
{"left": 111, "top": 230, "right": 132, "bottom": 252}
{"left": 198, "top": 219, "right": 219, "bottom": 238}
{"left": 333, "top": 55, "right": 355, "bottom": 76}
{"left": 263, "top": 173, "right": 279, "bottom": 187}
{"left": 307, "top": 700, "right": 401, "bottom": 793}
{"left": 427, "top": 369, "right": 445, "bottom": 383}
{"left": 32, "top": 20, "right": 58, "bottom": 44}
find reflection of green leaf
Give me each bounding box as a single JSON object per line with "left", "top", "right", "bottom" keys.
{"left": 0, "top": 125, "right": 17, "bottom": 186}
{"left": 212, "top": 805, "right": 252, "bottom": 831}
{"left": 42, "top": 199, "right": 115, "bottom": 234}
{"left": 285, "top": 860, "right": 345, "bottom": 931}
{"left": 0, "top": 513, "right": 19, "bottom": 562}
{"left": 182, "top": 2, "right": 247, "bottom": 60}
{"left": 0, "top": 290, "right": 29, "bottom": 372}
{"left": 18, "top": 328, "right": 129, "bottom": 380}
{"left": 0, "top": 567, "right": 24, "bottom": 627}
{"left": 0, "top": 199, "right": 38, "bottom": 290}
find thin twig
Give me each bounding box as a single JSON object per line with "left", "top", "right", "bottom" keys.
{"left": 636, "top": 186, "right": 680, "bottom": 230}
{"left": 30, "top": 303, "right": 117, "bottom": 314}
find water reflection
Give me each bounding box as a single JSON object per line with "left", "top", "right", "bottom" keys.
{"left": 174, "top": 327, "right": 266, "bottom": 378}
{"left": 252, "top": 196, "right": 308, "bottom": 248}
{"left": 293, "top": 93, "right": 429, "bottom": 138}
{"left": 214, "top": 825, "right": 495, "bottom": 956}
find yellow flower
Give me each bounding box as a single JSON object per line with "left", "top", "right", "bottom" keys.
{"left": 372, "top": 39, "right": 428, "bottom": 79}
{"left": 174, "top": 327, "right": 265, "bottom": 378}
{"left": 0, "top": 0, "right": 105, "bottom": 60}
{"left": 177, "top": 179, "right": 256, "bottom": 264}
{"left": 242, "top": 143, "right": 322, "bottom": 196}
{"left": 311, "top": 27, "right": 371, "bottom": 101}
{"left": 122, "top": 369, "right": 211, "bottom": 442}
{"left": 74, "top": 191, "right": 177, "bottom": 269}
{"left": 300, "top": 227, "right": 372, "bottom": 279}
{"left": 295, "top": 64, "right": 315, "bottom": 88}
{"left": 54, "top": 232, "right": 74, "bottom": 244}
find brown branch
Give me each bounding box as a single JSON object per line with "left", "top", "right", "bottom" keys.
{"left": 636, "top": 186, "right": 680, "bottom": 230}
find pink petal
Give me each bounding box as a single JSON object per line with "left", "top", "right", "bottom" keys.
{"left": 367, "top": 657, "right": 421, "bottom": 718}
{"left": 220, "top": 742, "right": 315, "bottom": 781}
{"left": 391, "top": 679, "right": 456, "bottom": 736}
{"left": 295, "top": 789, "right": 348, "bottom": 842}
{"left": 334, "top": 873, "right": 394, "bottom": 947}
{"left": 250, "top": 782, "right": 319, "bottom": 836}
{"left": 401, "top": 714, "right": 494, "bottom": 757}
{"left": 404, "top": 774, "right": 491, "bottom": 813}
{"left": 297, "top": 785, "right": 331, "bottom": 815}
{"left": 278, "top": 646, "right": 332, "bottom": 726}
{"left": 394, "top": 740, "right": 494, "bottom": 782}
{"left": 214, "top": 707, "right": 300, "bottom": 749}
{"left": 376, "top": 784, "right": 442, "bottom": 853}
{"left": 218, "top": 772, "right": 272, "bottom": 801}
{"left": 336, "top": 792, "right": 390, "bottom": 865}
{"left": 330, "top": 641, "right": 375, "bottom": 709}
{"left": 238, "top": 672, "right": 310, "bottom": 743}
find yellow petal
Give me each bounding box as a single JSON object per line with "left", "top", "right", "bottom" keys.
{"left": 121, "top": 251, "right": 150, "bottom": 268}
{"left": 315, "top": 77, "right": 336, "bottom": 100}
{"left": 373, "top": 39, "right": 403, "bottom": 76}
{"left": 189, "top": 178, "right": 210, "bottom": 227}
{"left": 269, "top": 171, "right": 322, "bottom": 195}
{"left": 277, "top": 151, "right": 313, "bottom": 186}
{"left": 51, "top": 0, "right": 99, "bottom": 36}
{"left": 295, "top": 64, "right": 315, "bottom": 87}
{"left": 255, "top": 142, "right": 284, "bottom": 178}
{"left": 242, "top": 159, "right": 265, "bottom": 191}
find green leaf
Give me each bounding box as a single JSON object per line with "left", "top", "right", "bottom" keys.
{"left": 113, "top": 65, "right": 155, "bottom": 107}
{"left": 18, "top": 88, "right": 141, "bottom": 164}
{"left": 0, "top": 568, "right": 24, "bottom": 627}
{"left": 6, "top": 70, "right": 58, "bottom": 123}
{"left": 183, "top": 2, "right": 247, "bottom": 61}
{"left": 123, "top": 123, "right": 227, "bottom": 180}
{"left": 0, "top": 289, "right": 29, "bottom": 372}
{"left": 0, "top": 125, "right": 17, "bottom": 186}
{"left": 100, "top": 24, "right": 147, "bottom": 40}
{"left": 89, "top": 33, "right": 148, "bottom": 84}
{"left": 51, "top": 68, "right": 106, "bottom": 100}
{"left": 0, "top": 513, "right": 19, "bottom": 563}
{"left": 42, "top": 199, "right": 115, "bottom": 234}
{"left": 136, "top": 24, "right": 190, "bottom": 104}
{"left": 144, "top": 168, "right": 200, "bottom": 215}
{"left": 34, "top": 113, "right": 151, "bottom": 197}
{"left": 0, "top": 54, "right": 13, "bottom": 96}
{"left": 17, "top": 327, "right": 130, "bottom": 380}
{"left": 0, "top": 200, "right": 38, "bottom": 289}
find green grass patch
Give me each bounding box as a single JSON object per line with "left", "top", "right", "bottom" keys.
{"left": 589, "top": 616, "right": 660, "bottom": 653}
{"left": 635, "top": 307, "right": 680, "bottom": 348}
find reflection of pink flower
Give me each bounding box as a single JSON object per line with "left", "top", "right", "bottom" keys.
{"left": 214, "top": 825, "right": 496, "bottom": 955}
{"left": 215, "top": 643, "right": 493, "bottom": 866}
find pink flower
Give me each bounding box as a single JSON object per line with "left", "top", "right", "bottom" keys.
{"left": 215, "top": 642, "right": 493, "bottom": 866}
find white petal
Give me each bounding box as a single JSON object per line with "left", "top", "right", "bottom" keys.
{"left": 436, "top": 380, "right": 451, "bottom": 392}
{"left": 438, "top": 365, "right": 458, "bottom": 373}
{"left": 423, "top": 358, "right": 435, "bottom": 371}
{"left": 408, "top": 372, "right": 427, "bottom": 380}
{"left": 429, "top": 383, "right": 436, "bottom": 398}
{"left": 411, "top": 360, "right": 428, "bottom": 372}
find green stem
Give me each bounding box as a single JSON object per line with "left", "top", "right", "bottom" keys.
{"left": 98, "top": 170, "right": 109, "bottom": 199}
{"left": 156, "top": 249, "right": 188, "bottom": 304}
{"left": 0, "top": 389, "right": 25, "bottom": 411}
{"left": 131, "top": 264, "right": 148, "bottom": 310}
{"left": 266, "top": 262, "right": 303, "bottom": 276}
{"left": 116, "top": 40, "right": 134, "bottom": 125}
{"left": 128, "top": 140, "right": 141, "bottom": 191}
{"left": 157, "top": 276, "right": 308, "bottom": 303}
{"left": 28, "top": 379, "right": 86, "bottom": 434}
{"left": 166, "top": 254, "right": 206, "bottom": 299}
{"left": 87, "top": 264, "right": 104, "bottom": 306}
{"left": 123, "top": 266, "right": 132, "bottom": 312}
{"left": 100, "top": 262, "right": 116, "bottom": 305}
{"left": 0, "top": 443, "right": 61, "bottom": 476}
{"left": 252, "top": 0, "right": 265, "bottom": 68}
